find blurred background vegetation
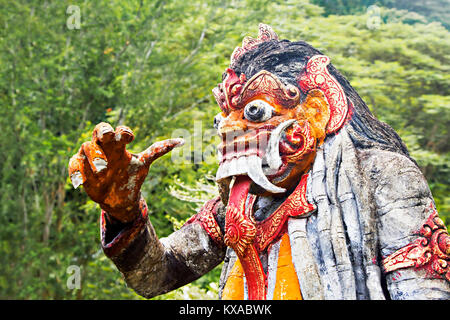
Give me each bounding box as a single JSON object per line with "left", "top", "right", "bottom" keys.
{"left": 0, "top": 0, "right": 448, "bottom": 299}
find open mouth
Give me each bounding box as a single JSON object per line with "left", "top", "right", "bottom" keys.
{"left": 216, "top": 120, "right": 296, "bottom": 194}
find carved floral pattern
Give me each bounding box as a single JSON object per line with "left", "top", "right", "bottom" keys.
{"left": 184, "top": 197, "right": 224, "bottom": 246}
{"left": 230, "top": 23, "right": 278, "bottom": 67}
{"left": 186, "top": 174, "right": 316, "bottom": 300}
{"left": 299, "top": 55, "right": 349, "bottom": 134}
{"left": 238, "top": 70, "right": 300, "bottom": 109}
{"left": 212, "top": 68, "right": 246, "bottom": 114}
{"left": 382, "top": 203, "right": 450, "bottom": 282}
{"left": 254, "top": 173, "right": 316, "bottom": 252}
{"left": 212, "top": 69, "right": 301, "bottom": 114}
{"left": 238, "top": 244, "right": 267, "bottom": 300}
{"left": 224, "top": 204, "right": 257, "bottom": 256}
{"left": 284, "top": 120, "right": 317, "bottom": 163}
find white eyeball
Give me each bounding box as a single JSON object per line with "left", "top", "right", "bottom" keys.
{"left": 244, "top": 100, "right": 274, "bottom": 122}
{"left": 213, "top": 113, "right": 224, "bottom": 130}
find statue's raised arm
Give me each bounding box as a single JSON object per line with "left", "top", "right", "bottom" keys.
{"left": 68, "top": 123, "right": 225, "bottom": 298}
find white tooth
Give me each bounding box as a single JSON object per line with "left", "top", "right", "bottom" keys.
{"left": 228, "top": 158, "right": 239, "bottom": 175}
{"left": 216, "top": 155, "right": 286, "bottom": 193}
{"left": 263, "top": 166, "right": 278, "bottom": 175}
{"left": 266, "top": 119, "right": 296, "bottom": 170}
{"left": 247, "top": 155, "right": 286, "bottom": 194}
{"left": 71, "top": 172, "right": 83, "bottom": 189}
{"left": 237, "top": 156, "right": 249, "bottom": 174}
{"left": 231, "top": 157, "right": 249, "bottom": 177}
{"left": 216, "top": 161, "right": 228, "bottom": 181}
{"left": 216, "top": 156, "right": 251, "bottom": 181}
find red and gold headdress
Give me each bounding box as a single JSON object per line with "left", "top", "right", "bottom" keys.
{"left": 298, "top": 55, "right": 348, "bottom": 134}
{"left": 230, "top": 23, "right": 279, "bottom": 67}
{"left": 212, "top": 24, "right": 282, "bottom": 114}
{"left": 212, "top": 23, "right": 349, "bottom": 134}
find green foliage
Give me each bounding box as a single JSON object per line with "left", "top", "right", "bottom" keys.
{"left": 311, "top": 0, "right": 450, "bottom": 29}
{"left": 0, "top": 0, "right": 448, "bottom": 299}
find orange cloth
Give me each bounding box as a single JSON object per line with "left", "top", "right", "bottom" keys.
{"left": 273, "top": 233, "right": 303, "bottom": 300}
{"left": 222, "top": 233, "right": 302, "bottom": 300}
{"left": 222, "top": 259, "right": 245, "bottom": 300}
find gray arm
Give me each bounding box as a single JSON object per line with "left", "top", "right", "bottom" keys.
{"left": 368, "top": 150, "right": 450, "bottom": 299}
{"left": 101, "top": 199, "right": 226, "bottom": 299}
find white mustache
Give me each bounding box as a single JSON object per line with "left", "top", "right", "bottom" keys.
{"left": 216, "top": 120, "right": 295, "bottom": 194}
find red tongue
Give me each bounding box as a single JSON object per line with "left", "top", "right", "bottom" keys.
{"left": 224, "top": 176, "right": 254, "bottom": 253}
{"left": 228, "top": 175, "right": 252, "bottom": 210}
{"left": 225, "top": 175, "right": 267, "bottom": 300}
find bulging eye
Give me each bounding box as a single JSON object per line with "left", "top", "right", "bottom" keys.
{"left": 214, "top": 113, "right": 224, "bottom": 130}
{"left": 244, "top": 100, "right": 274, "bottom": 122}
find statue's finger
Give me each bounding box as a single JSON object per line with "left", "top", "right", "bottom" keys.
{"left": 68, "top": 147, "right": 87, "bottom": 189}
{"left": 92, "top": 122, "right": 115, "bottom": 144}
{"left": 115, "top": 125, "right": 135, "bottom": 145}
{"left": 82, "top": 141, "right": 108, "bottom": 174}
{"left": 139, "top": 138, "right": 185, "bottom": 167}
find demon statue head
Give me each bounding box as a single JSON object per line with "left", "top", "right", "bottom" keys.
{"left": 212, "top": 24, "right": 407, "bottom": 201}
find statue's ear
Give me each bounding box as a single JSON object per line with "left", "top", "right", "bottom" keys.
{"left": 299, "top": 55, "right": 348, "bottom": 135}
{"left": 297, "top": 89, "right": 330, "bottom": 142}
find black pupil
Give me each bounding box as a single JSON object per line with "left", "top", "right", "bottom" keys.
{"left": 245, "top": 103, "right": 266, "bottom": 121}
{"left": 214, "top": 116, "right": 220, "bottom": 128}
{"left": 248, "top": 105, "right": 259, "bottom": 115}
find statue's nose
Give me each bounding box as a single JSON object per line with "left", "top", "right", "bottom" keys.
{"left": 217, "top": 112, "right": 247, "bottom": 137}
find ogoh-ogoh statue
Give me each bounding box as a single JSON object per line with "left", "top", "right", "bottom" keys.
{"left": 68, "top": 24, "right": 449, "bottom": 300}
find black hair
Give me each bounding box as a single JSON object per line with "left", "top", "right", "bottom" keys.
{"left": 231, "top": 40, "right": 411, "bottom": 159}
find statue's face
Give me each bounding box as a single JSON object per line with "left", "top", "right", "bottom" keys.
{"left": 213, "top": 68, "right": 330, "bottom": 196}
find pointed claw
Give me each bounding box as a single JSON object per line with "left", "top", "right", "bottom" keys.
{"left": 140, "top": 138, "right": 185, "bottom": 166}
{"left": 71, "top": 171, "right": 84, "bottom": 189}
{"left": 115, "top": 126, "right": 135, "bottom": 144}
{"left": 93, "top": 122, "right": 115, "bottom": 144}
{"left": 173, "top": 138, "right": 185, "bottom": 147}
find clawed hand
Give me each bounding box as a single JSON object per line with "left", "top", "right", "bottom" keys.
{"left": 68, "top": 122, "right": 184, "bottom": 223}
